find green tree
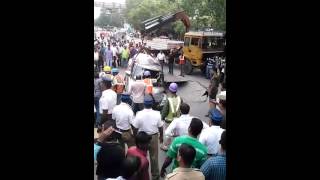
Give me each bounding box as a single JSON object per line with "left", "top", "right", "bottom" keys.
{"left": 125, "top": 0, "right": 178, "bottom": 30}
{"left": 172, "top": 21, "right": 186, "bottom": 40}
{"left": 124, "top": 0, "right": 225, "bottom": 36}
{"left": 166, "top": 0, "right": 225, "bottom": 31}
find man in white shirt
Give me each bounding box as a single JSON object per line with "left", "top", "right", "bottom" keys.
{"left": 99, "top": 77, "right": 117, "bottom": 127}
{"left": 165, "top": 103, "right": 192, "bottom": 137}
{"left": 128, "top": 75, "right": 146, "bottom": 115}
{"left": 199, "top": 109, "right": 224, "bottom": 156}
{"left": 132, "top": 95, "right": 164, "bottom": 180}
{"left": 157, "top": 51, "right": 165, "bottom": 72}
{"left": 111, "top": 44, "right": 118, "bottom": 67}
{"left": 112, "top": 93, "right": 135, "bottom": 148}
{"left": 165, "top": 103, "right": 209, "bottom": 139}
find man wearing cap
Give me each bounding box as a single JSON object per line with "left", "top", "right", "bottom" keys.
{"left": 199, "top": 109, "right": 224, "bottom": 156}
{"left": 132, "top": 95, "right": 164, "bottom": 180}
{"left": 112, "top": 93, "right": 135, "bottom": 149}
{"left": 161, "top": 83, "right": 182, "bottom": 151}
{"left": 143, "top": 70, "right": 153, "bottom": 95}
{"left": 111, "top": 68, "right": 125, "bottom": 105}
{"left": 99, "top": 77, "right": 117, "bottom": 126}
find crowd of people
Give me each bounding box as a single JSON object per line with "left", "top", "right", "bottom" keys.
{"left": 94, "top": 32, "right": 227, "bottom": 180}
{"left": 94, "top": 36, "right": 131, "bottom": 72}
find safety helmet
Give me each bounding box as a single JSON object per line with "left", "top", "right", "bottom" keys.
{"left": 103, "top": 66, "right": 111, "bottom": 72}
{"left": 143, "top": 71, "right": 151, "bottom": 76}
{"left": 169, "top": 83, "right": 178, "bottom": 93}
{"left": 111, "top": 68, "right": 119, "bottom": 74}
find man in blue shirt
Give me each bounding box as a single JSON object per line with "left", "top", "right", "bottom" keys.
{"left": 105, "top": 44, "right": 114, "bottom": 67}
{"left": 200, "top": 130, "right": 226, "bottom": 180}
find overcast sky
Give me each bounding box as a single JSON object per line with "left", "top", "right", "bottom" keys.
{"left": 94, "top": 0, "right": 125, "bottom": 19}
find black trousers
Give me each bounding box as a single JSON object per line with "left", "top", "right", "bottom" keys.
{"left": 168, "top": 62, "right": 174, "bottom": 74}
{"left": 98, "top": 58, "right": 104, "bottom": 71}
{"left": 180, "top": 64, "right": 184, "bottom": 76}
{"left": 159, "top": 60, "right": 164, "bottom": 73}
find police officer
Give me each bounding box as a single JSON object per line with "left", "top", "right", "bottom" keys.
{"left": 111, "top": 68, "right": 125, "bottom": 105}
{"left": 112, "top": 93, "right": 135, "bottom": 149}
{"left": 165, "top": 144, "right": 205, "bottom": 180}
{"left": 132, "top": 95, "right": 164, "bottom": 180}
{"left": 161, "top": 83, "right": 182, "bottom": 151}
{"left": 99, "top": 76, "right": 117, "bottom": 128}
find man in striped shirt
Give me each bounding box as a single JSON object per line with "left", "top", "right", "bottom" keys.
{"left": 200, "top": 130, "right": 226, "bottom": 180}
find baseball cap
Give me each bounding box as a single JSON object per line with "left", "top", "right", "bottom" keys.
{"left": 121, "top": 93, "right": 131, "bottom": 102}
{"left": 210, "top": 109, "right": 223, "bottom": 123}
{"left": 144, "top": 95, "right": 154, "bottom": 105}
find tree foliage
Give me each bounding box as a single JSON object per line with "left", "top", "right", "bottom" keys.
{"left": 124, "top": 0, "right": 225, "bottom": 35}
{"left": 125, "top": 0, "right": 177, "bottom": 30}
{"left": 173, "top": 0, "right": 226, "bottom": 31}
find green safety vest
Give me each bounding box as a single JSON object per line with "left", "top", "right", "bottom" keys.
{"left": 166, "top": 96, "right": 182, "bottom": 122}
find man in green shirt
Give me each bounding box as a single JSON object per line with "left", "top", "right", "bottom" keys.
{"left": 160, "top": 118, "right": 208, "bottom": 178}
{"left": 121, "top": 45, "right": 130, "bottom": 68}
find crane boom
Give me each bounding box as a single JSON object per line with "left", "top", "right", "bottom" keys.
{"left": 140, "top": 11, "right": 190, "bottom": 36}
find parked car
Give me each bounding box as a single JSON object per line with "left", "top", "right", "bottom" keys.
{"left": 125, "top": 53, "right": 165, "bottom": 110}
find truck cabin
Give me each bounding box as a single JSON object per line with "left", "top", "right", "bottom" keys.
{"left": 184, "top": 31, "right": 225, "bottom": 51}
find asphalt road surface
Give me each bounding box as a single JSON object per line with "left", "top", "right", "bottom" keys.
{"left": 94, "top": 63, "right": 214, "bottom": 180}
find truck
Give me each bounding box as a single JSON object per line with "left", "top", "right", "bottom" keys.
{"left": 138, "top": 11, "right": 190, "bottom": 52}
{"left": 183, "top": 30, "right": 226, "bottom": 74}
{"left": 139, "top": 11, "right": 226, "bottom": 75}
